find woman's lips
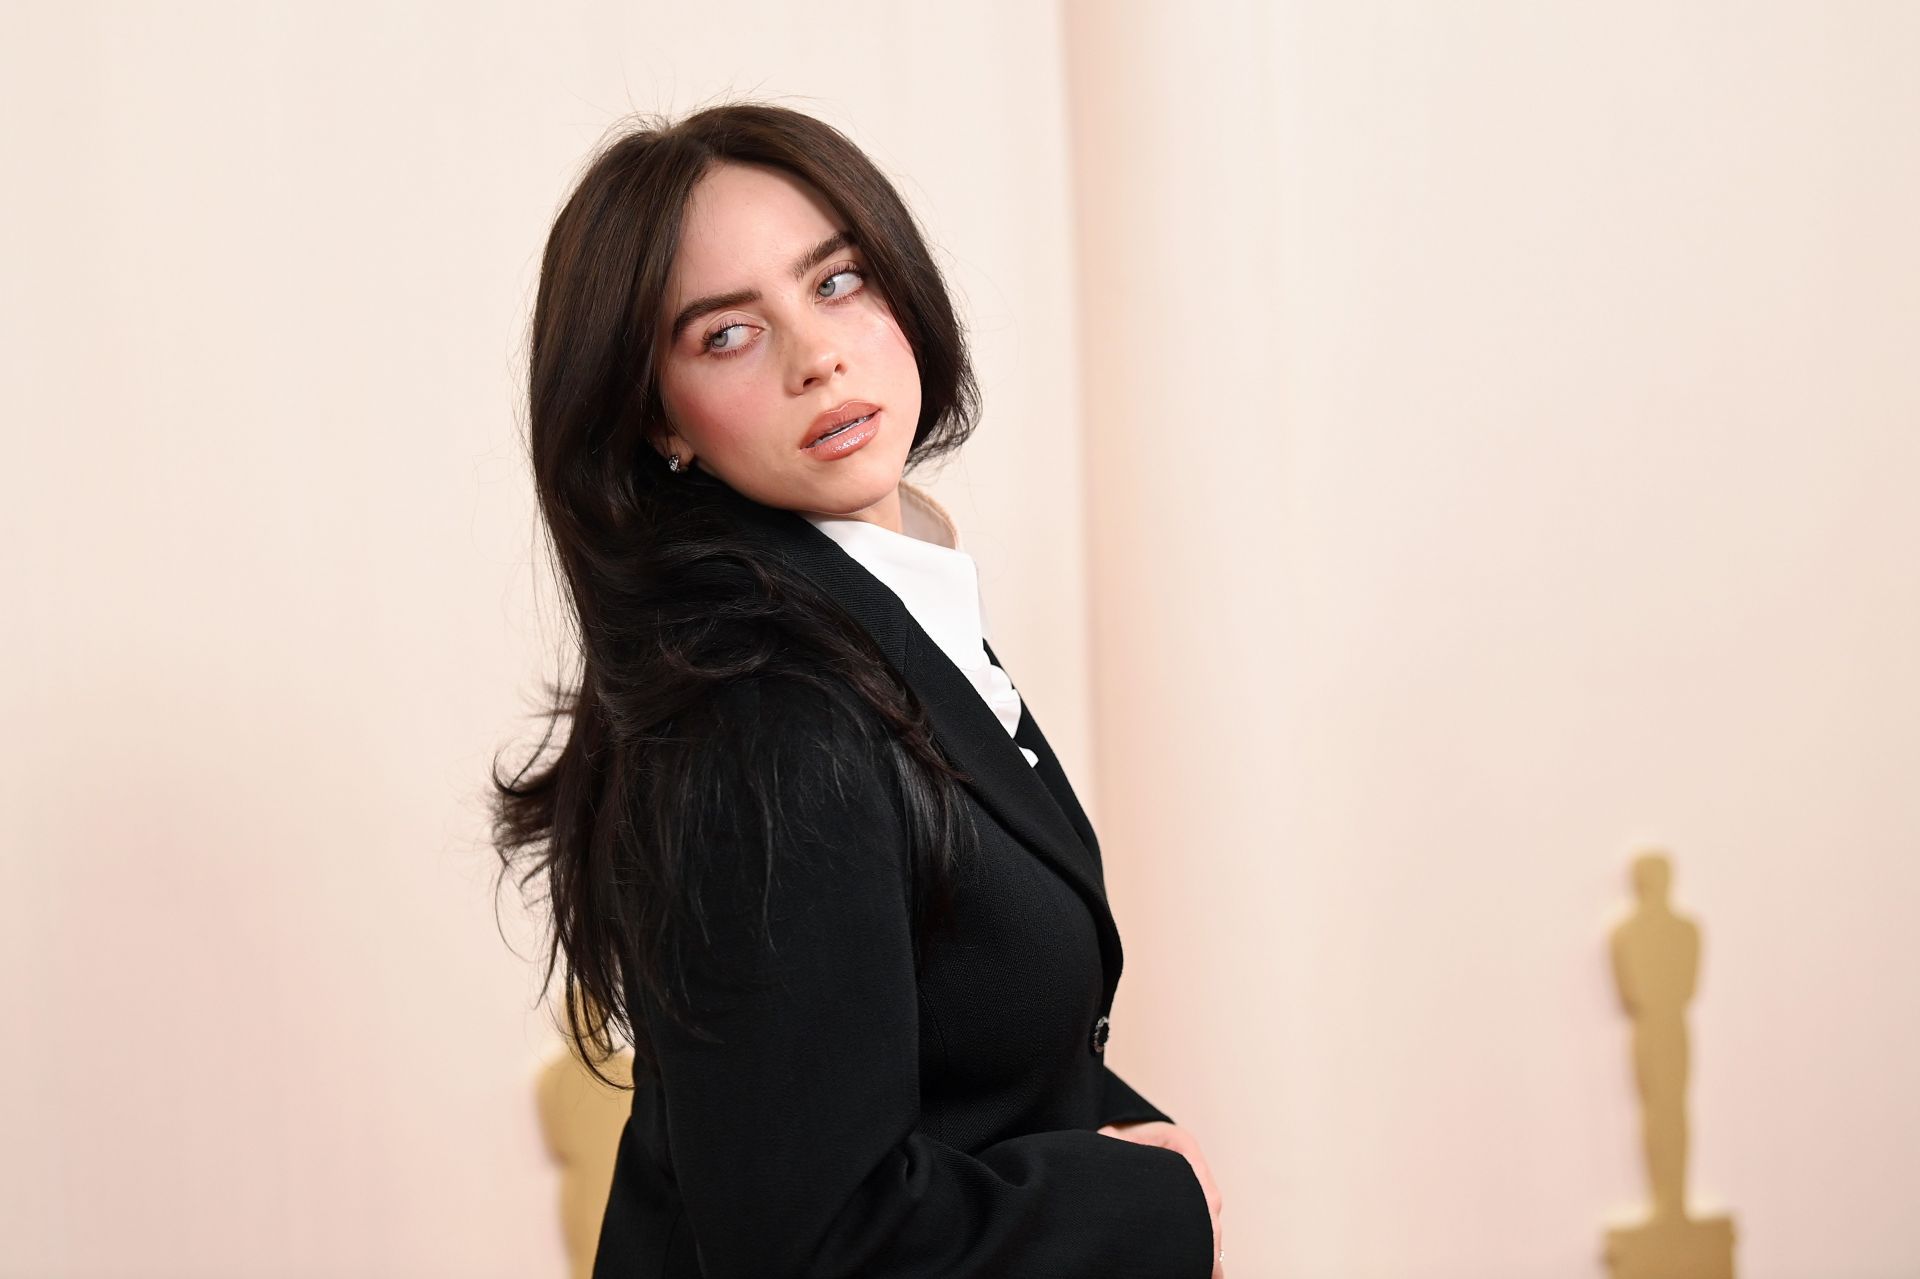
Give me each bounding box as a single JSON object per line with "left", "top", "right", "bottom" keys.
{"left": 802, "top": 409, "right": 880, "bottom": 459}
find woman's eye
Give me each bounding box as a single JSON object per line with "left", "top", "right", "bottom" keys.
{"left": 701, "top": 266, "right": 865, "bottom": 358}
{"left": 702, "top": 321, "right": 749, "bottom": 354}
{"left": 818, "top": 266, "right": 865, "bottom": 300}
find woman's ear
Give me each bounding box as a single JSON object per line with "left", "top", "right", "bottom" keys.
{"left": 648, "top": 425, "right": 692, "bottom": 470}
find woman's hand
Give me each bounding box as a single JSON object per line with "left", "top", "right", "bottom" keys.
{"left": 1097, "top": 1121, "right": 1225, "bottom": 1276}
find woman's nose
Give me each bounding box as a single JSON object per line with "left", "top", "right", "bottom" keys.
{"left": 786, "top": 315, "right": 845, "bottom": 391}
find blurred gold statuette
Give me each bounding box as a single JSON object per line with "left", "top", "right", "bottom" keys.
{"left": 535, "top": 988, "right": 634, "bottom": 1279}
{"left": 1603, "top": 848, "right": 1736, "bottom": 1279}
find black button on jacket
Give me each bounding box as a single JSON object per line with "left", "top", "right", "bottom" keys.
{"left": 591, "top": 492, "right": 1214, "bottom": 1277}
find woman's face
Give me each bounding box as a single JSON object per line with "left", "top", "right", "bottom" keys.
{"left": 654, "top": 161, "right": 922, "bottom": 531}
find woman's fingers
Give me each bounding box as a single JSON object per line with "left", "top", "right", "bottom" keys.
{"left": 1097, "top": 1122, "right": 1223, "bottom": 1267}
{"left": 1153, "top": 1130, "right": 1223, "bottom": 1272}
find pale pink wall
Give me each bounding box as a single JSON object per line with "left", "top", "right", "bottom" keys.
{"left": 1063, "top": 3, "right": 1920, "bottom": 1277}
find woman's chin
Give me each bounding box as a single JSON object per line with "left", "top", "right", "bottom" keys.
{"left": 789, "top": 461, "right": 903, "bottom": 512}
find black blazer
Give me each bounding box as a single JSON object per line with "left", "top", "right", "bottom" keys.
{"left": 591, "top": 492, "right": 1213, "bottom": 1277}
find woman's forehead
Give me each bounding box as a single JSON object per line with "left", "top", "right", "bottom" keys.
{"left": 672, "top": 164, "right": 839, "bottom": 282}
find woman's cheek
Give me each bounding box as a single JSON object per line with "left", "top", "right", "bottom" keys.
{"left": 851, "top": 308, "right": 911, "bottom": 362}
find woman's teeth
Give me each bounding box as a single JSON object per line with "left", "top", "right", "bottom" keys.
{"left": 817, "top": 413, "right": 872, "bottom": 443}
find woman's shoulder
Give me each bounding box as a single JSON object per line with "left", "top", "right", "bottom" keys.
{"left": 673, "top": 671, "right": 911, "bottom": 905}
{"left": 687, "top": 669, "right": 881, "bottom": 755}
{"left": 675, "top": 670, "right": 900, "bottom": 825}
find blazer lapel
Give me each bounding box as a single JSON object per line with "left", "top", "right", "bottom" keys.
{"left": 716, "top": 492, "right": 1125, "bottom": 1003}
{"left": 988, "top": 639, "right": 1104, "bottom": 871}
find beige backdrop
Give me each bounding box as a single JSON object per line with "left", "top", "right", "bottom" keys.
{"left": 3, "top": 2, "right": 1916, "bottom": 1277}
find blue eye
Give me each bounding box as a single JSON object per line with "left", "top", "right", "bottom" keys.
{"left": 700, "top": 261, "right": 869, "bottom": 358}
{"left": 702, "top": 321, "right": 749, "bottom": 354}
{"left": 817, "top": 264, "right": 865, "bottom": 300}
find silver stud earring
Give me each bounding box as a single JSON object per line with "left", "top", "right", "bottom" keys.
{"left": 666, "top": 453, "right": 682, "bottom": 473}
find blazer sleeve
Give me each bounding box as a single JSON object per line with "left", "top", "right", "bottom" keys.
{"left": 1096, "top": 1064, "right": 1176, "bottom": 1129}
{"left": 643, "top": 677, "right": 1215, "bottom": 1279}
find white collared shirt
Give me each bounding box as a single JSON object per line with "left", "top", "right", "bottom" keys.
{"left": 801, "top": 481, "right": 1039, "bottom": 768}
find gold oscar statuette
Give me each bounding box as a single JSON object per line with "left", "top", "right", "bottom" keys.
{"left": 535, "top": 989, "right": 634, "bottom": 1279}
{"left": 1602, "top": 848, "right": 1737, "bottom": 1279}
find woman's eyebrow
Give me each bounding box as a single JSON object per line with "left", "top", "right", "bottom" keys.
{"left": 668, "top": 229, "right": 858, "bottom": 342}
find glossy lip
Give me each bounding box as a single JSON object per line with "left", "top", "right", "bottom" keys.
{"left": 803, "top": 409, "right": 880, "bottom": 460}
{"left": 801, "top": 400, "right": 881, "bottom": 449}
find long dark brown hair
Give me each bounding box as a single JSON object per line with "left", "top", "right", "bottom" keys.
{"left": 491, "top": 101, "right": 984, "bottom": 1088}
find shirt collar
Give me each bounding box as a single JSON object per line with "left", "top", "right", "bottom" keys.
{"left": 798, "top": 480, "right": 991, "bottom": 676}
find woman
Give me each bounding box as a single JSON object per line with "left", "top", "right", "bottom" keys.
{"left": 493, "top": 101, "right": 1226, "bottom": 1277}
